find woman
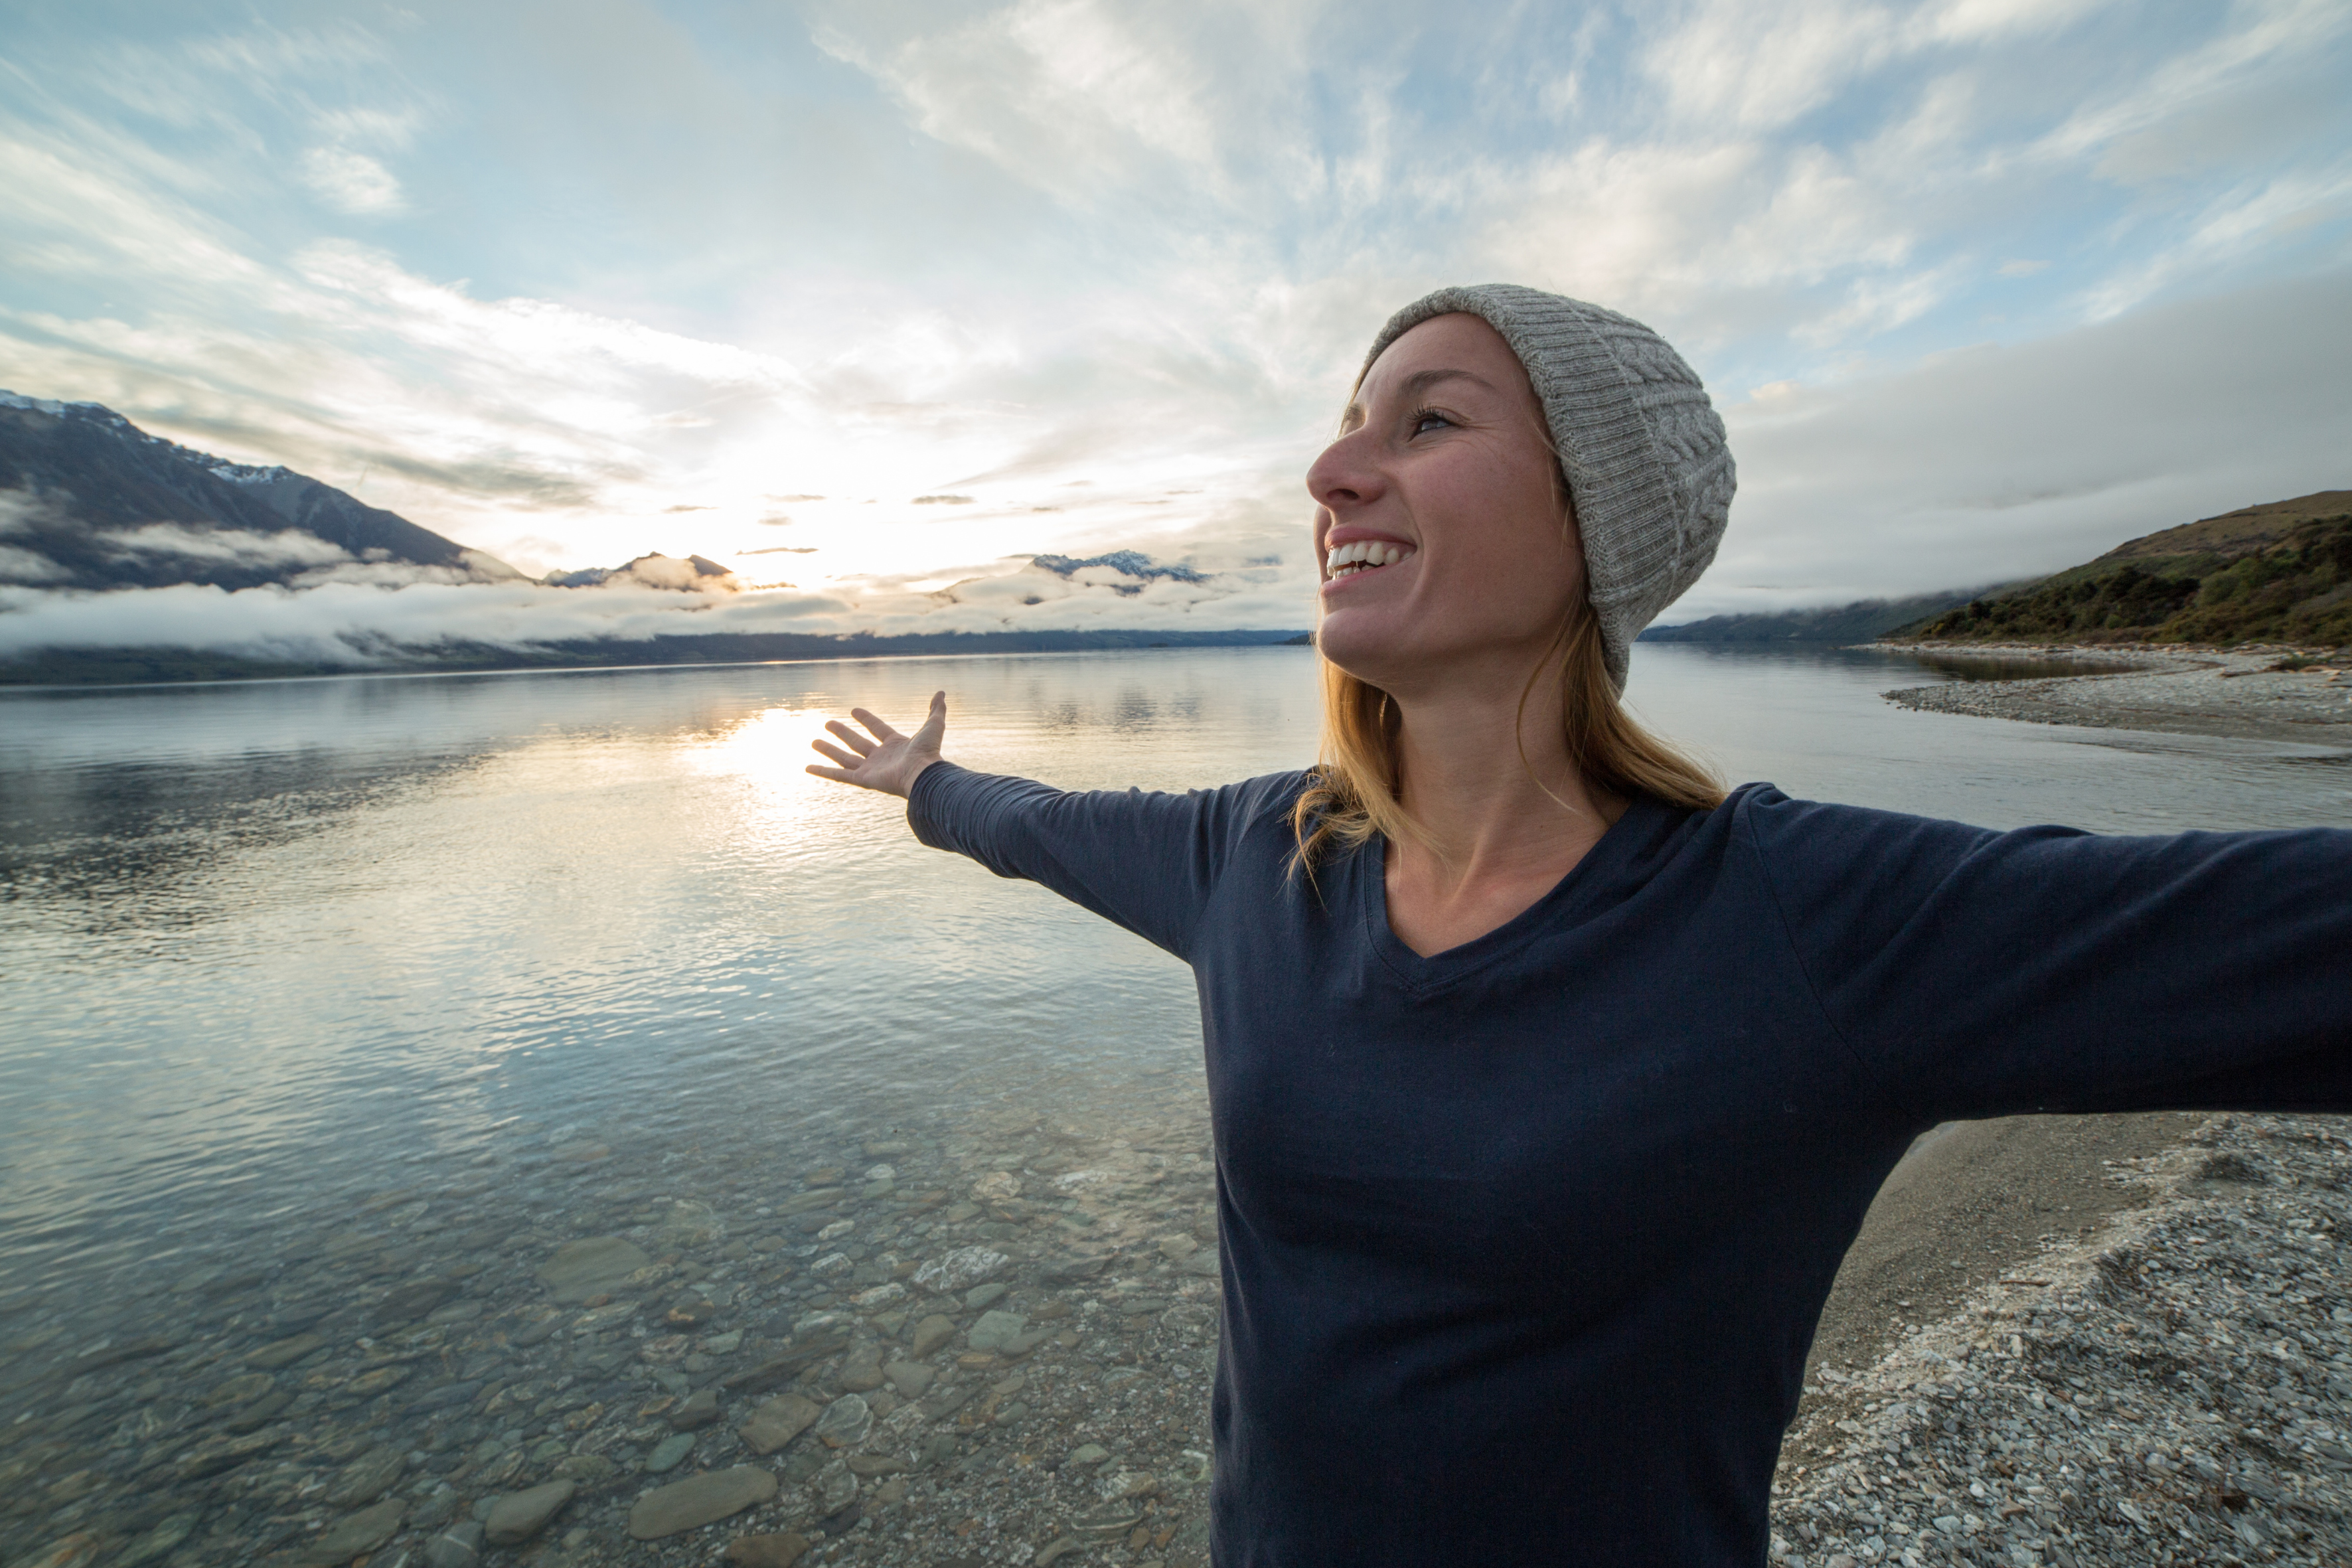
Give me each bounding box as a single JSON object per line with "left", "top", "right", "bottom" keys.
{"left": 808, "top": 285, "right": 2351, "bottom": 1566}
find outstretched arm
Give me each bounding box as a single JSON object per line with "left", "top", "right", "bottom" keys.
{"left": 806, "top": 689, "right": 1288, "bottom": 963}
{"left": 805, "top": 691, "right": 947, "bottom": 798}
{"left": 1745, "top": 792, "right": 2352, "bottom": 1123}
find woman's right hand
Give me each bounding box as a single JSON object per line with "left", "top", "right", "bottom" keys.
{"left": 805, "top": 691, "right": 949, "bottom": 799}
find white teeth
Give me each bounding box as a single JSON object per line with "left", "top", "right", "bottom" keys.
{"left": 1326, "top": 540, "right": 1413, "bottom": 577}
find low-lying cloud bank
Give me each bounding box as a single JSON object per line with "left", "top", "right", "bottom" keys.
{"left": 0, "top": 551, "right": 1310, "bottom": 667}
{"left": 1686, "top": 269, "right": 2352, "bottom": 617}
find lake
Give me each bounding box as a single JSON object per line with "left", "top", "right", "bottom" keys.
{"left": 1, "top": 643, "right": 2345, "bottom": 1560}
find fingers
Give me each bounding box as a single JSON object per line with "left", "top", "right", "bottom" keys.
{"left": 824, "top": 718, "right": 878, "bottom": 757}
{"left": 809, "top": 696, "right": 944, "bottom": 795}
{"left": 806, "top": 761, "right": 894, "bottom": 793}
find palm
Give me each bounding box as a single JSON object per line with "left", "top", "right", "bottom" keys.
{"left": 806, "top": 692, "right": 948, "bottom": 798}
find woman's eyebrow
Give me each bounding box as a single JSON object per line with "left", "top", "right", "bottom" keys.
{"left": 1400, "top": 367, "right": 1494, "bottom": 399}
{"left": 1342, "top": 366, "right": 1498, "bottom": 426}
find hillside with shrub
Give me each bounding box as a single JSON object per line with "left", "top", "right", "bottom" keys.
{"left": 1902, "top": 491, "right": 2352, "bottom": 648}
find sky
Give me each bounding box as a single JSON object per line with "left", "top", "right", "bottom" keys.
{"left": 1, "top": 0, "right": 2348, "bottom": 657}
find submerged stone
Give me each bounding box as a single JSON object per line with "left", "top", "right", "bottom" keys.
{"left": 812, "top": 1393, "right": 872, "bottom": 1449}
{"left": 912, "top": 1246, "right": 1007, "bottom": 1295}
{"left": 300, "top": 1498, "right": 406, "bottom": 1563}
{"left": 324, "top": 1442, "right": 406, "bottom": 1506}
{"left": 722, "top": 1532, "right": 811, "bottom": 1567}
{"left": 628, "top": 1466, "right": 779, "bottom": 1539}
{"left": 484, "top": 1478, "right": 575, "bottom": 1545}
{"left": 740, "top": 1393, "right": 821, "bottom": 1455}
{"left": 535, "top": 1236, "right": 653, "bottom": 1304}
{"left": 966, "top": 1310, "right": 1028, "bottom": 1353}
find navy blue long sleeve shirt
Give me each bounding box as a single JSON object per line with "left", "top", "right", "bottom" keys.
{"left": 906, "top": 763, "right": 2352, "bottom": 1567}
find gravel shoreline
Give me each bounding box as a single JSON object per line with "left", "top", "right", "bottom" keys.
{"left": 1871, "top": 644, "right": 2352, "bottom": 745}
{"left": 1770, "top": 1114, "right": 2352, "bottom": 1568}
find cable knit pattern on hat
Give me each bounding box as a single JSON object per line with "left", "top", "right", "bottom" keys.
{"left": 1361, "top": 285, "right": 1735, "bottom": 692}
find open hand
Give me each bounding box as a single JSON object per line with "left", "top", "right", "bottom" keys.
{"left": 806, "top": 691, "right": 948, "bottom": 798}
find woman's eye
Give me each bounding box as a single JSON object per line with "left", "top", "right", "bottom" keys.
{"left": 1411, "top": 410, "right": 1452, "bottom": 435}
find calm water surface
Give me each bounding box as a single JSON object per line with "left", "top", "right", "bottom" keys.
{"left": 4, "top": 644, "right": 2348, "bottom": 1303}
{"left": 0, "top": 644, "right": 2345, "bottom": 1500}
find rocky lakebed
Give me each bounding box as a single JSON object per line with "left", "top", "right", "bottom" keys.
{"left": 10, "top": 1089, "right": 2352, "bottom": 1568}
{"left": 3, "top": 1081, "right": 1226, "bottom": 1568}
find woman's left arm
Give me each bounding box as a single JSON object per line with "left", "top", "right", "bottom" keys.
{"left": 1743, "top": 791, "right": 2352, "bottom": 1124}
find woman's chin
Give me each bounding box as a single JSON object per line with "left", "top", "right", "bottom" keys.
{"left": 1312, "top": 613, "right": 1414, "bottom": 688}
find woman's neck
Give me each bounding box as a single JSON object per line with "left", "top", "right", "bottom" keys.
{"left": 1381, "top": 663, "right": 1624, "bottom": 956}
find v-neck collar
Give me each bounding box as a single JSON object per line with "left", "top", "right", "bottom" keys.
{"left": 1358, "top": 795, "right": 1671, "bottom": 994}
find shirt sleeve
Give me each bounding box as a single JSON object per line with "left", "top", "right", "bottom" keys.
{"left": 1739, "top": 787, "right": 2352, "bottom": 1125}
{"left": 904, "top": 762, "right": 1289, "bottom": 964}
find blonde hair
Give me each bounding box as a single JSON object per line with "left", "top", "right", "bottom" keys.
{"left": 1289, "top": 598, "right": 1725, "bottom": 869}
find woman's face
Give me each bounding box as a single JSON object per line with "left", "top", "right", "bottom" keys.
{"left": 1306, "top": 312, "right": 1584, "bottom": 695}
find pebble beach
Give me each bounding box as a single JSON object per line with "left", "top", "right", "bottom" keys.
{"left": 1876, "top": 645, "right": 2352, "bottom": 745}
{"left": 1770, "top": 1114, "right": 2352, "bottom": 1568}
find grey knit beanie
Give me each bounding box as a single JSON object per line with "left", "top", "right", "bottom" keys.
{"left": 1360, "top": 284, "right": 1735, "bottom": 692}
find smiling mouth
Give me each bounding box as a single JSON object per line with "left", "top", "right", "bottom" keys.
{"left": 1325, "top": 539, "right": 1415, "bottom": 580}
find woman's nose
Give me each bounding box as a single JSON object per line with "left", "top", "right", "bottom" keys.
{"left": 1305, "top": 430, "right": 1380, "bottom": 512}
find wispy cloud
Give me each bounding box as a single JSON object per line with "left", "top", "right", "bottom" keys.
{"left": 298, "top": 147, "right": 405, "bottom": 214}
{"left": 100, "top": 523, "right": 353, "bottom": 568}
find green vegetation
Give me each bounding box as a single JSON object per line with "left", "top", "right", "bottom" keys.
{"left": 1902, "top": 499, "right": 2352, "bottom": 649}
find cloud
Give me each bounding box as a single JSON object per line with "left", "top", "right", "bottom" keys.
{"left": 0, "top": 547, "right": 71, "bottom": 584}
{"left": 1641, "top": 0, "right": 2120, "bottom": 134}
{"left": 0, "top": 542, "right": 1310, "bottom": 665}
{"left": 811, "top": 0, "right": 1299, "bottom": 208}
{"left": 1672, "top": 268, "right": 2352, "bottom": 616}
{"left": 1642, "top": 0, "right": 1909, "bottom": 133}
{"left": 100, "top": 523, "right": 353, "bottom": 568}
{"left": 298, "top": 147, "right": 405, "bottom": 215}
{"left": 0, "top": 486, "right": 67, "bottom": 535}
{"left": 1, "top": 0, "right": 2347, "bottom": 631}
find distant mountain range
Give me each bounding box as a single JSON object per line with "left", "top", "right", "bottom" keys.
{"left": 0, "top": 392, "right": 1298, "bottom": 685}
{"left": 1032, "top": 551, "right": 1210, "bottom": 590}
{"left": 542, "top": 552, "right": 742, "bottom": 591}
{"left": 1638, "top": 588, "right": 2015, "bottom": 645}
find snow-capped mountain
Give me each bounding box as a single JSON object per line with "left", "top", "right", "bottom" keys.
{"left": 0, "top": 392, "right": 524, "bottom": 592}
